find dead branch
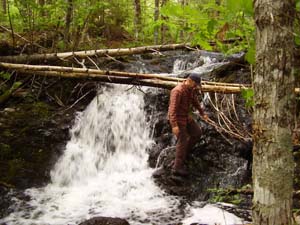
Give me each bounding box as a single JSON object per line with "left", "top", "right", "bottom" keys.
{"left": 0, "top": 25, "right": 46, "bottom": 50}
{"left": 0, "top": 43, "right": 191, "bottom": 63}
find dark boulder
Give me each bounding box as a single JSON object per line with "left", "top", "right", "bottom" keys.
{"left": 78, "top": 217, "right": 130, "bottom": 225}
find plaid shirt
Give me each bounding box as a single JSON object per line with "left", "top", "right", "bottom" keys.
{"left": 168, "top": 81, "right": 204, "bottom": 128}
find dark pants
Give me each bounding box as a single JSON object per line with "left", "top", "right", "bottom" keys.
{"left": 173, "top": 119, "right": 202, "bottom": 170}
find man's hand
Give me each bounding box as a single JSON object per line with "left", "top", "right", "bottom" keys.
{"left": 172, "top": 126, "right": 180, "bottom": 138}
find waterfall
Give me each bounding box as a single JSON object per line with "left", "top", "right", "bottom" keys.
{"left": 0, "top": 52, "right": 247, "bottom": 225}
{"left": 1, "top": 85, "right": 182, "bottom": 225}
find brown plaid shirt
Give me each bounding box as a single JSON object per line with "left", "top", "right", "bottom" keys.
{"left": 168, "top": 81, "right": 204, "bottom": 128}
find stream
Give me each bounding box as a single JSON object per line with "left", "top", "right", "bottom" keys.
{"left": 0, "top": 51, "right": 249, "bottom": 225}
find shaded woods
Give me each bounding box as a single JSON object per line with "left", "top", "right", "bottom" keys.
{"left": 1, "top": 0, "right": 300, "bottom": 225}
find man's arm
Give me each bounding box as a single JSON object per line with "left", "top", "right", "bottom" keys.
{"left": 169, "top": 89, "right": 181, "bottom": 137}
{"left": 191, "top": 89, "right": 208, "bottom": 120}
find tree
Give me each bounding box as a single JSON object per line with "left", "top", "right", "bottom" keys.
{"left": 160, "top": 0, "right": 168, "bottom": 43}
{"left": 133, "top": 0, "right": 142, "bottom": 40}
{"left": 252, "top": 0, "right": 295, "bottom": 224}
{"left": 179, "top": 0, "right": 188, "bottom": 41}
{"left": 64, "top": 0, "right": 73, "bottom": 47}
{"left": 154, "top": 0, "right": 159, "bottom": 44}
{"left": 2, "top": 0, "right": 6, "bottom": 14}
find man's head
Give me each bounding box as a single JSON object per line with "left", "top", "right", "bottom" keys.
{"left": 187, "top": 73, "right": 201, "bottom": 88}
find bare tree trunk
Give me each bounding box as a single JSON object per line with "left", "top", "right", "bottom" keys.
{"left": 38, "top": 0, "right": 45, "bottom": 17}
{"left": 252, "top": 0, "right": 295, "bottom": 224}
{"left": 7, "top": 0, "right": 15, "bottom": 47}
{"left": 154, "top": 0, "right": 159, "bottom": 44}
{"left": 2, "top": 0, "right": 6, "bottom": 14}
{"left": 179, "top": 0, "right": 188, "bottom": 41}
{"left": 160, "top": 0, "right": 168, "bottom": 43}
{"left": 133, "top": 0, "right": 142, "bottom": 40}
{"left": 64, "top": 0, "right": 73, "bottom": 48}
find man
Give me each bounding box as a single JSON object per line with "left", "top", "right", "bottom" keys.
{"left": 168, "top": 73, "right": 208, "bottom": 176}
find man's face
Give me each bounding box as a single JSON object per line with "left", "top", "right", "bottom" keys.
{"left": 188, "top": 78, "right": 198, "bottom": 89}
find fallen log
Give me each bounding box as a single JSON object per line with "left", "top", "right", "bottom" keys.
{"left": 18, "top": 70, "right": 248, "bottom": 93}
{"left": 0, "top": 62, "right": 251, "bottom": 87}
{"left": 19, "top": 70, "right": 178, "bottom": 89}
{"left": 0, "top": 62, "right": 250, "bottom": 93}
{"left": 0, "top": 43, "right": 191, "bottom": 64}
{"left": 0, "top": 62, "right": 184, "bottom": 82}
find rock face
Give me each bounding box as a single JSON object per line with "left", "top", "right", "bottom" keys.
{"left": 0, "top": 103, "right": 73, "bottom": 189}
{"left": 78, "top": 217, "right": 130, "bottom": 225}
{"left": 144, "top": 73, "right": 253, "bottom": 202}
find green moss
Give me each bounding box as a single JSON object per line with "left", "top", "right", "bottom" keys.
{"left": 7, "top": 159, "right": 25, "bottom": 182}
{"left": 208, "top": 187, "right": 242, "bottom": 205}
{"left": 0, "top": 143, "right": 12, "bottom": 160}
{"left": 32, "top": 149, "right": 47, "bottom": 163}
{"left": 2, "top": 129, "right": 13, "bottom": 138}
{"left": 31, "top": 102, "right": 51, "bottom": 118}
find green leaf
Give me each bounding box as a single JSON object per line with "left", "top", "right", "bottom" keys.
{"left": 297, "top": 0, "right": 300, "bottom": 10}
{"left": 193, "top": 34, "right": 213, "bottom": 51}
{"left": 241, "top": 88, "right": 254, "bottom": 108}
{"left": 245, "top": 44, "right": 255, "bottom": 65}
{"left": 296, "top": 35, "right": 300, "bottom": 46}
{"left": 207, "top": 19, "right": 217, "bottom": 34}
{"left": 226, "top": 0, "right": 253, "bottom": 16}
{"left": 12, "top": 82, "right": 22, "bottom": 90}
{"left": 0, "top": 72, "right": 11, "bottom": 80}
{"left": 242, "top": 0, "right": 254, "bottom": 16}
{"left": 226, "top": 0, "right": 242, "bottom": 12}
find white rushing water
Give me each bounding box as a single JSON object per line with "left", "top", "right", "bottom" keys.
{"left": 2, "top": 85, "right": 184, "bottom": 225}
{"left": 1, "top": 55, "right": 247, "bottom": 225}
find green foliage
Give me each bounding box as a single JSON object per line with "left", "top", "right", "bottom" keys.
{"left": 12, "top": 81, "right": 22, "bottom": 90}
{"left": 241, "top": 88, "right": 254, "bottom": 108}
{"left": 31, "top": 102, "right": 50, "bottom": 118}
{"left": 226, "top": 0, "right": 253, "bottom": 16}
{"left": 245, "top": 41, "right": 255, "bottom": 65}
{"left": 297, "top": 0, "right": 300, "bottom": 10}
{"left": 159, "top": 0, "right": 255, "bottom": 55}
{"left": 296, "top": 36, "right": 300, "bottom": 46}
{"left": 208, "top": 188, "right": 242, "bottom": 205}
{"left": 0, "top": 0, "right": 258, "bottom": 52}
{"left": 0, "top": 143, "right": 12, "bottom": 160}
{"left": 0, "top": 72, "right": 12, "bottom": 80}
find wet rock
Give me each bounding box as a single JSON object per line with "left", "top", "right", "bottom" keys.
{"left": 0, "top": 102, "right": 75, "bottom": 189}
{"left": 0, "top": 185, "right": 10, "bottom": 218}
{"left": 144, "top": 72, "right": 252, "bottom": 204}
{"left": 78, "top": 217, "right": 130, "bottom": 225}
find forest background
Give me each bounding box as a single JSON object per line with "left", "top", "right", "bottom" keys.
{"left": 1, "top": 0, "right": 300, "bottom": 224}
{"left": 0, "top": 0, "right": 260, "bottom": 59}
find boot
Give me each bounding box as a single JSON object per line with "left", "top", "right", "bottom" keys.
{"left": 171, "top": 167, "right": 189, "bottom": 177}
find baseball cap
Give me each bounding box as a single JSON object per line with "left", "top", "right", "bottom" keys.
{"left": 188, "top": 73, "right": 201, "bottom": 85}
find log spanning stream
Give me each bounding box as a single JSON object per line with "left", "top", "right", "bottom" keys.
{"left": 0, "top": 53, "right": 247, "bottom": 225}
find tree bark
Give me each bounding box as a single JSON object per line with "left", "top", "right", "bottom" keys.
{"left": 252, "top": 0, "right": 295, "bottom": 224}
{"left": 133, "top": 0, "right": 142, "bottom": 40}
{"left": 179, "top": 0, "right": 188, "bottom": 41}
{"left": 2, "top": 0, "right": 6, "bottom": 14}
{"left": 38, "top": 0, "right": 45, "bottom": 17}
{"left": 154, "top": 0, "right": 159, "bottom": 44}
{"left": 64, "top": 0, "right": 73, "bottom": 47}
{"left": 160, "top": 0, "right": 168, "bottom": 43}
